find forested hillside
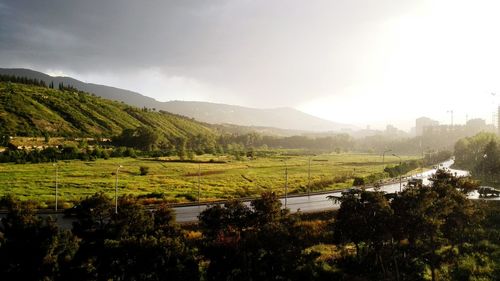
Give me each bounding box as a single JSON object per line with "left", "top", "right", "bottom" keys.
{"left": 0, "top": 81, "right": 215, "bottom": 141}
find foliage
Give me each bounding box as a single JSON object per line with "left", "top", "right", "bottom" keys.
{"left": 0, "top": 82, "right": 215, "bottom": 148}
{"left": 65, "top": 193, "right": 199, "bottom": 280}
{"left": 352, "top": 177, "right": 365, "bottom": 186}
{"left": 139, "top": 165, "right": 149, "bottom": 176}
{"left": 333, "top": 169, "right": 491, "bottom": 280}
{"left": 0, "top": 175, "right": 497, "bottom": 280}
{"left": 454, "top": 133, "right": 500, "bottom": 185}
{"left": 0, "top": 195, "right": 79, "bottom": 280}
{"left": 384, "top": 159, "right": 420, "bottom": 178}
{"left": 198, "top": 193, "right": 321, "bottom": 280}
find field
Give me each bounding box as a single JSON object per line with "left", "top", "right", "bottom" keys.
{"left": 0, "top": 153, "right": 418, "bottom": 207}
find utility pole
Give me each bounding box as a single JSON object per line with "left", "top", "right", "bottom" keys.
{"left": 53, "top": 163, "right": 58, "bottom": 211}
{"left": 115, "top": 165, "right": 122, "bottom": 214}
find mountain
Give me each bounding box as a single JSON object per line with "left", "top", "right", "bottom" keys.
{"left": 0, "top": 68, "right": 354, "bottom": 132}
{"left": 0, "top": 81, "right": 215, "bottom": 140}
{"left": 160, "top": 101, "right": 354, "bottom": 132}
{"left": 0, "top": 68, "right": 160, "bottom": 109}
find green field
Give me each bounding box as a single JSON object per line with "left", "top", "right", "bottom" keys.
{"left": 0, "top": 153, "right": 418, "bottom": 207}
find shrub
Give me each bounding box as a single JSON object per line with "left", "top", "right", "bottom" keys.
{"left": 139, "top": 166, "right": 150, "bottom": 176}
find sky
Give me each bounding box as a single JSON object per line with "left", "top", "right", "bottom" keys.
{"left": 1, "top": 0, "right": 500, "bottom": 130}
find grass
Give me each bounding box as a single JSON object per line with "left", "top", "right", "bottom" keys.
{"left": 0, "top": 153, "right": 418, "bottom": 207}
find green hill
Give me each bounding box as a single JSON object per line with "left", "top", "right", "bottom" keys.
{"left": 0, "top": 68, "right": 356, "bottom": 132}
{"left": 0, "top": 81, "right": 215, "bottom": 141}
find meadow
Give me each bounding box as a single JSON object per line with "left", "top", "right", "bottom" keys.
{"left": 0, "top": 152, "right": 418, "bottom": 207}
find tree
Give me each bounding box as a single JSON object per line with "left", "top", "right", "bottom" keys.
{"left": 0, "top": 195, "right": 78, "bottom": 280}
{"left": 334, "top": 189, "right": 393, "bottom": 275}
{"left": 175, "top": 137, "right": 187, "bottom": 160}
{"left": 392, "top": 169, "right": 481, "bottom": 281}
{"left": 250, "top": 192, "right": 285, "bottom": 225}
{"left": 476, "top": 140, "right": 499, "bottom": 181}
{"left": 69, "top": 193, "right": 198, "bottom": 280}
{"left": 71, "top": 192, "right": 113, "bottom": 241}
{"left": 113, "top": 126, "right": 160, "bottom": 151}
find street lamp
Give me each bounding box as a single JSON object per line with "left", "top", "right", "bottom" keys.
{"left": 115, "top": 165, "right": 123, "bottom": 214}
{"left": 283, "top": 160, "right": 288, "bottom": 208}
{"left": 382, "top": 149, "right": 392, "bottom": 164}
{"left": 307, "top": 156, "right": 312, "bottom": 198}
{"left": 392, "top": 154, "right": 402, "bottom": 192}
{"left": 197, "top": 164, "right": 201, "bottom": 205}
{"left": 53, "top": 163, "right": 58, "bottom": 211}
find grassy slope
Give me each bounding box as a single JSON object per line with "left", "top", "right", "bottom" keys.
{"left": 0, "top": 82, "right": 214, "bottom": 138}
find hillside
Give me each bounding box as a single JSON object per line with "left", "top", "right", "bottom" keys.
{"left": 0, "top": 68, "right": 354, "bottom": 132}
{"left": 0, "top": 82, "right": 215, "bottom": 140}
{"left": 160, "top": 101, "right": 355, "bottom": 132}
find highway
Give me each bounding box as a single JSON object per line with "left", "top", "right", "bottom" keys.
{"left": 6, "top": 160, "right": 491, "bottom": 227}
{"left": 175, "top": 159, "right": 469, "bottom": 222}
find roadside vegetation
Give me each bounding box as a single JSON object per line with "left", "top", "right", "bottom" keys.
{"left": 0, "top": 170, "right": 498, "bottom": 280}
{"left": 454, "top": 132, "right": 499, "bottom": 187}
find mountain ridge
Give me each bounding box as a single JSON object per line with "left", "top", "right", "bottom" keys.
{"left": 0, "top": 68, "right": 355, "bottom": 132}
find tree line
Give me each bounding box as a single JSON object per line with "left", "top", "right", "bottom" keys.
{"left": 0, "top": 170, "right": 498, "bottom": 280}
{"left": 0, "top": 74, "right": 77, "bottom": 91}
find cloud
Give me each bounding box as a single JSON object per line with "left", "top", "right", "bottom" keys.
{"left": 0, "top": 0, "right": 417, "bottom": 106}
{"left": 1, "top": 0, "right": 498, "bottom": 129}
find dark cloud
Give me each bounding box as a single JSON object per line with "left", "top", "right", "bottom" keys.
{"left": 0, "top": 0, "right": 418, "bottom": 106}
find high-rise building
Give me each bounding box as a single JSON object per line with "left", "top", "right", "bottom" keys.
{"left": 415, "top": 117, "right": 439, "bottom": 136}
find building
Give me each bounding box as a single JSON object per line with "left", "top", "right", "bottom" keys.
{"left": 415, "top": 117, "right": 439, "bottom": 136}
{"left": 466, "top": 118, "right": 487, "bottom": 135}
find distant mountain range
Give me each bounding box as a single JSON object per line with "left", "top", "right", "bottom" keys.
{"left": 0, "top": 68, "right": 355, "bottom": 132}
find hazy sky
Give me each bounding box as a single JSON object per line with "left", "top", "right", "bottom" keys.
{"left": 1, "top": 0, "right": 500, "bottom": 130}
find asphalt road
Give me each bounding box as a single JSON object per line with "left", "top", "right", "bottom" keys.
{"left": 175, "top": 159, "right": 469, "bottom": 222}
{"left": 6, "top": 159, "right": 492, "bottom": 227}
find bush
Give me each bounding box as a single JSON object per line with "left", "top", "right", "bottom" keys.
{"left": 353, "top": 177, "right": 365, "bottom": 186}
{"left": 139, "top": 166, "right": 149, "bottom": 176}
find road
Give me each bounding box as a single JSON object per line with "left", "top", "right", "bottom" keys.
{"left": 175, "top": 159, "right": 469, "bottom": 222}
{"left": 6, "top": 159, "right": 492, "bottom": 226}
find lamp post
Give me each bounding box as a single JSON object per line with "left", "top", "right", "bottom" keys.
{"left": 197, "top": 164, "right": 201, "bottom": 205}
{"left": 53, "top": 163, "right": 58, "bottom": 211}
{"left": 115, "top": 165, "right": 123, "bottom": 214}
{"left": 284, "top": 160, "right": 288, "bottom": 208}
{"left": 392, "top": 154, "right": 402, "bottom": 192}
{"left": 382, "top": 149, "right": 392, "bottom": 164}
{"left": 307, "top": 156, "right": 311, "bottom": 198}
